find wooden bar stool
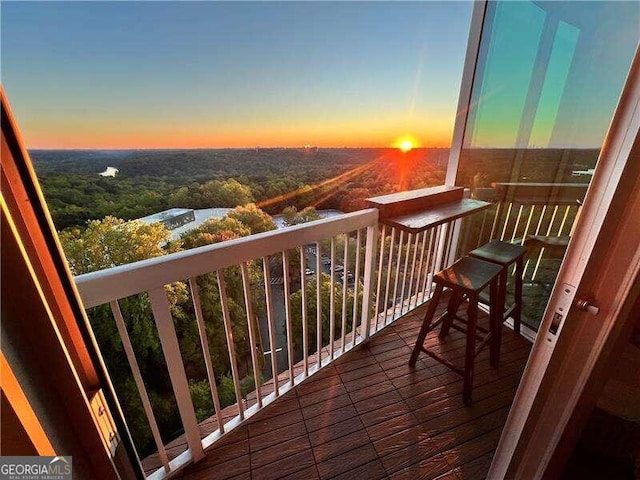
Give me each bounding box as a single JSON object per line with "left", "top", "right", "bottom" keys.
{"left": 409, "top": 257, "right": 503, "bottom": 405}
{"left": 469, "top": 240, "right": 526, "bottom": 335}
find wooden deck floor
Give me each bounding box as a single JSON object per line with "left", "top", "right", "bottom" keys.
{"left": 172, "top": 300, "right": 532, "bottom": 480}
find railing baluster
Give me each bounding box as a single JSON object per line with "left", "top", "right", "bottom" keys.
{"left": 433, "top": 223, "right": 449, "bottom": 279}
{"left": 570, "top": 204, "right": 583, "bottom": 236}
{"left": 421, "top": 228, "right": 435, "bottom": 300}
{"left": 341, "top": 233, "right": 349, "bottom": 351}
{"left": 477, "top": 210, "right": 489, "bottom": 248}
{"left": 490, "top": 201, "right": 504, "bottom": 240}
{"left": 189, "top": 278, "right": 225, "bottom": 432}
{"left": 262, "top": 257, "right": 279, "bottom": 397}
{"left": 281, "top": 251, "right": 295, "bottom": 387}
{"left": 414, "top": 230, "right": 427, "bottom": 305}
{"left": 510, "top": 205, "right": 535, "bottom": 277}
{"left": 374, "top": 225, "right": 386, "bottom": 329}
{"left": 215, "top": 272, "right": 245, "bottom": 421}
{"left": 445, "top": 216, "right": 462, "bottom": 267}
{"left": 445, "top": 221, "right": 456, "bottom": 264}
{"left": 329, "top": 238, "right": 336, "bottom": 359}
{"left": 546, "top": 205, "right": 559, "bottom": 236}
{"left": 391, "top": 230, "right": 404, "bottom": 321}
{"left": 239, "top": 264, "right": 262, "bottom": 408}
{"left": 406, "top": 232, "right": 420, "bottom": 311}
{"left": 531, "top": 205, "right": 559, "bottom": 280}
{"left": 360, "top": 224, "right": 378, "bottom": 340}
{"left": 110, "top": 300, "right": 170, "bottom": 472}
{"left": 500, "top": 202, "right": 513, "bottom": 241}
{"left": 300, "top": 247, "right": 309, "bottom": 377}
{"left": 399, "top": 233, "right": 412, "bottom": 315}
{"left": 352, "top": 229, "right": 362, "bottom": 332}
{"left": 383, "top": 227, "right": 396, "bottom": 326}
{"left": 523, "top": 205, "right": 548, "bottom": 279}
{"left": 148, "top": 287, "right": 204, "bottom": 461}
{"left": 557, "top": 204, "right": 571, "bottom": 235}
{"left": 521, "top": 205, "right": 535, "bottom": 245}
{"left": 511, "top": 205, "right": 524, "bottom": 242}
{"left": 316, "top": 242, "right": 322, "bottom": 368}
{"left": 429, "top": 225, "right": 443, "bottom": 297}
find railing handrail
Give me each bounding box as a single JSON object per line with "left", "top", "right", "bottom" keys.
{"left": 490, "top": 182, "right": 589, "bottom": 205}
{"left": 76, "top": 209, "right": 379, "bottom": 308}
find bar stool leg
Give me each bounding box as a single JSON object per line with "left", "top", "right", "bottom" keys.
{"left": 489, "top": 278, "right": 501, "bottom": 368}
{"left": 514, "top": 256, "right": 523, "bottom": 335}
{"left": 409, "top": 284, "right": 444, "bottom": 367}
{"left": 439, "top": 290, "right": 461, "bottom": 339}
{"left": 499, "top": 266, "right": 507, "bottom": 323}
{"left": 463, "top": 294, "right": 478, "bottom": 406}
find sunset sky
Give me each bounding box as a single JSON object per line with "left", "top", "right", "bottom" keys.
{"left": 2, "top": 2, "right": 473, "bottom": 149}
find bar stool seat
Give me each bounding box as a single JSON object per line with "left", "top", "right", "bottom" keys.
{"left": 469, "top": 240, "right": 526, "bottom": 335}
{"left": 409, "top": 256, "right": 503, "bottom": 405}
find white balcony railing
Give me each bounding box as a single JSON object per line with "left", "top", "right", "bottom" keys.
{"left": 469, "top": 182, "right": 588, "bottom": 281}
{"left": 75, "top": 206, "right": 465, "bottom": 479}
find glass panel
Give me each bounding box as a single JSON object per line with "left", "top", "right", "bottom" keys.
{"left": 457, "top": 1, "right": 639, "bottom": 331}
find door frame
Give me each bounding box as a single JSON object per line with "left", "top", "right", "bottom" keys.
{"left": 488, "top": 44, "right": 640, "bottom": 478}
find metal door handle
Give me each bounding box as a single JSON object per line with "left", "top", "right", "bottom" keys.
{"left": 575, "top": 298, "right": 600, "bottom": 316}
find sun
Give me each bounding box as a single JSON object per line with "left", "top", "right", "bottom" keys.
{"left": 393, "top": 135, "right": 419, "bottom": 152}
{"left": 399, "top": 139, "right": 414, "bottom": 152}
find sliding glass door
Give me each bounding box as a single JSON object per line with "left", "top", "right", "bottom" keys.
{"left": 455, "top": 0, "right": 639, "bottom": 331}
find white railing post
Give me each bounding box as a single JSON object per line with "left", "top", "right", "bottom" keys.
{"left": 148, "top": 287, "right": 204, "bottom": 461}
{"left": 360, "top": 222, "right": 379, "bottom": 339}
{"left": 110, "top": 300, "right": 170, "bottom": 473}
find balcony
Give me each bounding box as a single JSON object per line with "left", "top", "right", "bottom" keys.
{"left": 174, "top": 304, "right": 529, "bottom": 480}
{"left": 73, "top": 191, "right": 534, "bottom": 479}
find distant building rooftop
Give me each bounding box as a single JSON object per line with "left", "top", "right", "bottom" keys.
{"left": 138, "top": 208, "right": 193, "bottom": 225}
{"left": 168, "top": 208, "right": 233, "bottom": 240}
{"left": 99, "top": 166, "right": 119, "bottom": 177}
{"left": 135, "top": 207, "right": 235, "bottom": 241}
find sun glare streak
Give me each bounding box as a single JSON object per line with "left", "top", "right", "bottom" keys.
{"left": 256, "top": 151, "right": 395, "bottom": 209}
{"left": 256, "top": 162, "right": 372, "bottom": 209}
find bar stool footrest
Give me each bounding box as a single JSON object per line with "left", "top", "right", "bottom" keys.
{"left": 419, "top": 347, "right": 465, "bottom": 376}
{"left": 446, "top": 314, "right": 490, "bottom": 336}
{"left": 474, "top": 333, "right": 493, "bottom": 357}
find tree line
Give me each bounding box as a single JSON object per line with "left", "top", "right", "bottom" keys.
{"left": 32, "top": 147, "right": 449, "bottom": 230}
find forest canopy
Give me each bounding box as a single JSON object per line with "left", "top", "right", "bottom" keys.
{"left": 32, "top": 147, "right": 449, "bottom": 230}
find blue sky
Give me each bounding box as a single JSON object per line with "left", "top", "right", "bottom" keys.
{"left": 1, "top": 1, "right": 473, "bottom": 148}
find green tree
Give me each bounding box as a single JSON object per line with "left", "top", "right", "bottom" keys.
{"left": 59, "top": 216, "right": 180, "bottom": 275}
{"left": 180, "top": 217, "right": 251, "bottom": 249}
{"left": 281, "top": 205, "right": 321, "bottom": 226}
{"left": 289, "top": 273, "right": 364, "bottom": 356}
{"left": 168, "top": 179, "right": 254, "bottom": 209}
{"left": 226, "top": 203, "right": 276, "bottom": 234}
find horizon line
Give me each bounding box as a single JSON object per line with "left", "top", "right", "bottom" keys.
{"left": 29, "top": 145, "right": 601, "bottom": 152}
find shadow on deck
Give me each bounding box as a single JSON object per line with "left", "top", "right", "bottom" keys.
{"left": 148, "top": 299, "right": 532, "bottom": 479}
